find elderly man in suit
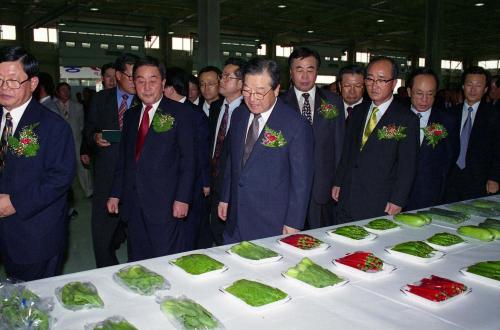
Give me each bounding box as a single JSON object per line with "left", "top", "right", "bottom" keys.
{"left": 281, "top": 47, "right": 344, "bottom": 228}
{"left": 107, "top": 56, "right": 195, "bottom": 261}
{"left": 0, "top": 46, "right": 75, "bottom": 280}
{"left": 218, "top": 58, "right": 313, "bottom": 243}
{"left": 405, "top": 69, "right": 459, "bottom": 210}
{"left": 84, "top": 52, "right": 139, "bottom": 267}
{"left": 56, "top": 82, "right": 92, "bottom": 198}
{"left": 333, "top": 56, "right": 419, "bottom": 222}
{"left": 445, "top": 66, "right": 500, "bottom": 202}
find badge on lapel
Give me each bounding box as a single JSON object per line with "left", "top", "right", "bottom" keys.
{"left": 422, "top": 122, "right": 447, "bottom": 148}
{"left": 8, "top": 123, "right": 40, "bottom": 157}
{"left": 152, "top": 112, "right": 175, "bottom": 133}
{"left": 261, "top": 126, "right": 287, "bottom": 147}
{"left": 377, "top": 124, "right": 406, "bottom": 141}
{"left": 319, "top": 99, "right": 339, "bottom": 120}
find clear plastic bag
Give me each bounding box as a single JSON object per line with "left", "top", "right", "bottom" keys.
{"left": 55, "top": 281, "right": 104, "bottom": 311}
{"left": 0, "top": 281, "right": 55, "bottom": 330}
{"left": 157, "top": 295, "right": 225, "bottom": 330}
{"left": 85, "top": 315, "right": 138, "bottom": 330}
{"left": 113, "top": 264, "right": 170, "bottom": 295}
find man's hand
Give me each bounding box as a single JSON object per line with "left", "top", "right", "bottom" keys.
{"left": 0, "top": 194, "right": 16, "bottom": 217}
{"left": 331, "top": 186, "right": 340, "bottom": 201}
{"left": 283, "top": 225, "right": 300, "bottom": 235}
{"left": 94, "top": 132, "right": 111, "bottom": 147}
{"left": 107, "top": 197, "right": 120, "bottom": 214}
{"left": 80, "top": 154, "right": 90, "bottom": 166}
{"left": 173, "top": 201, "right": 189, "bottom": 219}
{"left": 486, "top": 180, "right": 499, "bottom": 194}
{"left": 202, "top": 187, "right": 210, "bottom": 197}
{"left": 385, "top": 202, "right": 402, "bottom": 216}
{"left": 218, "top": 202, "right": 228, "bottom": 221}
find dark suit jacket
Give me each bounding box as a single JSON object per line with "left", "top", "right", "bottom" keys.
{"left": 221, "top": 99, "right": 314, "bottom": 241}
{"left": 448, "top": 102, "right": 500, "bottom": 197}
{"left": 334, "top": 99, "right": 419, "bottom": 221}
{"left": 0, "top": 99, "right": 75, "bottom": 264}
{"left": 342, "top": 98, "right": 371, "bottom": 125}
{"left": 281, "top": 87, "right": 344, "bottom": 204}
{"left": 111, "top": 97, "right": 195, "bottom": 225}
{"left": 406, "top": 108, "right": 459, "bottom": 210}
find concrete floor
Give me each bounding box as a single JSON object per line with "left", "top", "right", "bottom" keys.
{"left": 0, "top": 180, "right": 128, "bottom": 280}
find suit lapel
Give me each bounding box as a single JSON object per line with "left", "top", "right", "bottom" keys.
{"left": 285, "top": 89, "right": 300, "bottom": 114}
{"left": 235, "top": 107, "right": 250, "bottom": 172}
{"left": 14, "top": 99, "right": 42, "bottom": 137}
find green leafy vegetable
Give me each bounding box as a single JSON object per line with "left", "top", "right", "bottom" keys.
{"left": 225, "top": 279, "right": 287, "bottom": 307}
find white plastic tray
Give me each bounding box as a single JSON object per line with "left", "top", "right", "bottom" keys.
{"left": 326, "top": 230, "right": 377, "bottom": 245}
{"left": 219, "top": 280, "right": 291, "bottom": 310}
{"left": 169, "top": 257, "right": 228, "bottom": 278}
{"left": 425, "top": 240, "right": 468, "bottom": 251}
{"left": 277, "top": 239, "right": 330, "bottom": 255}
{"left": 281, "top": 271, "right": 349, "bottom": 293}
{"left": 363, "top": 225, "right": 401, "bottom": 235}
{"left": 401, "top": 284, "right": 471, "bottom": 307}
{"left": 385, "top": 247, "right": 445, "bottom": 264}
{"left": 332, "top": 259, "right": 396, "bottom": 279}
{"left": 460, "top": 268, "right": 500, "bottom": 288}
{"left": 226, "top": 248, "right": 283, "bottom": 265}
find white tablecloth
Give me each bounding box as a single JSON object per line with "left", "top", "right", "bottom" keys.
{"left": 26, "top": 197, "right": 500, "bottom": 329}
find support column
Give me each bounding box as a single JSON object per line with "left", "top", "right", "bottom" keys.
{"left": 347, "top": 43, "right": 355, "bottom": 64}
{"left": 197, "top": 0, "right": 220, "bottom": 69}
{"left": 424, "top": 0, "right": 442, "bottom": 82}
{"left": 160, "top": 20, "right": 169, "bottom": 66}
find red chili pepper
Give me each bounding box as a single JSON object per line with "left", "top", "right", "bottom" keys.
{"left": 408, "top": 285, "right": 448, "bottom": 302}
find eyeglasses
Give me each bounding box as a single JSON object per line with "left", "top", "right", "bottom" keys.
{"left": 364, "top": 78, "right": 394, "bottom": 87}
{"left": 242, "top": 87, "right": 273, "bottom": 100}
{"left": 200, "top": 82, "right": 218, "bottom": 88}
{"left": 0, "top": 78, "right": 30, "bottom": 89}
{"left": 219, "top": 73, "right": 240, "bottom": 81}
{"left": 120, "top": 71, "right": 133, "bottom": 80}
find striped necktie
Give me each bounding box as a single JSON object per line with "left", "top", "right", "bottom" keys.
{"left": 361, "top": 106, "right": 379, "bottom": 149}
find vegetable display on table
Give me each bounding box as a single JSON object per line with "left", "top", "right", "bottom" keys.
{"left": 224, "top": 279, "right": 288, "bottom": 307}
{"left": 391, "top": 241, "right": 435, "bottom": 258}
{"left": 87, "top": 316, "right": 138, "bottom": 330}
{"left": 447, "top": 202, "right": 500, "bottom": 217}
{"left": 229, "top": 241, "right": 279, "bottom": 260}
{"left": 171, "top": 254, "right": 225, "bottom": 275}
{"left": 364, "top": 219, "right": 399, "bottom": 231}
{"left": 426, "top": 232, "right": 464, "bottom": 247}
{"left": 114, "top": 265, "right": 168, "bottom": 295}
{"left": 457, "top": 225, "right": 496, "bottom": 242}
{"left": 464, "top": 261, "right": 500, "bottom": 282}
{"left": 393, "top": 213, "right": 431, "bottom": 227}
{"left": 335, "top": 251, "right": 384, "bottom": 272}
{"left": 330, "top": 225, "right": 370, "bottom": 240}
{"left": 160, "top": 296, "right": 223, "bottom": 330}
{"left": 284, "top": 257, "right": 345, "bottom": 288}
{"left": 478, "top": 218, "right": 500, "bottom": 239}
{"left": 418, "top": 208, "right": 470, "bottom": 224}
{"left": 279, "top": 234, "right": 324, "bottom": 250}
{"left": 56, "top": 281, "right": 104, "bottom": 310}
{"left": 470, "top": 199, "right": 500, "bottom": 211}
{"left": 405, "top": 275, "right": 468, "bottom": 302}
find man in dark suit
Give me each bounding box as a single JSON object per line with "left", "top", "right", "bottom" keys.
{"left": 445, "top": 66, "right": 500, "bottom": 202}
{"left": 163, "top": 66, "right": 210, "bottom": 251}
{"left": 489, "top": 75, "right": 500, "bottom": 110}
{"left": 198, "top": 66, "right": 222, "bottom": 118}
{"left": 405, "top": 69, "right": 459, "bottom": 210}
{"left": 0, "top": 46, "right": 75, "bottom": 281}
{"left": 333, "top": 56, "right": 419, "bottom": 222}
{"left": 203, "top": 58, "right": 245, "bottom": 247}
{"left": 338, "top": 64, "right": 370, "bottom": 123}
{"left": 218, "top": 58, "right": 313, "bottom": 243}
{"left": 107, "top": 56, "right": 195, "bottom": 261}
{"left": 84, "top": 52, "right": 139, "bottom": 267}
{"left": 281, "top": 47, "right": 344, "bottom": 228}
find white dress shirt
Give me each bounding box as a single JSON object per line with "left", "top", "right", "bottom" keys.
{"left": 363, "top": 96, "right": 394, "bottom": 132}
{"left": 202, "top": 101, "right": 210, "bottom": 117}
{"left": 138, "top": 98, "right": 163, "bottom": 128}
{"left": 212, "top": 96, "right": 243, "bottom": 156}
{"left": 411, "top": 106, "right": 431, "bottom": 144}
{"left": 192, "top": 96, "right": 200, "bottom": 106}
{"left": 460, "top": 101, "right": 480, "bottom": 134}
{"left": 294, "top": 86, "right": 316, "bottom": 122}
{"left": 245, "top": 98, "right": 277, "bottom": 139}
{"left": 1, "top": 97, "right": 31, "bottom": 134}
{"left": 344, "top": 98, "right": 363, "bottom": 118}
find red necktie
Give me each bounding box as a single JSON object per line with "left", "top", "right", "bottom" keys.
{"left": 135, "top": 105, "right": 152, "bottom": 162}
{"left": 118, "top": 94, "right": 129, "bottom": 130}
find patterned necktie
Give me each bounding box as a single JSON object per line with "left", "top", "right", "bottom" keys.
{"left": 346, "top": 106, "right": 353, "bottom": 123}
{"left": 135, "top": 105, "right": 152, "bottom": 162}
{"left": 456, "top": 107, "right": 474, "bottom": 169}
{"left": 361, "top": 106, "right": 379, "bottom": 149}
{"left": 416, "top": 113, "right": 424, "bottom": 144}
{"left": 118, "top": 94, "right": 129, "bottom": 130}
{"left": 302, "top": 93, "right": 312, "bottom": 124}
{"left": 211, "top": 104, "right": 229, "bottom": 177}
{"left": 242, "top": 113, "right": 261, "bottom": 166}
{"left": 0, "top": 112, "right": 13, "bottom": 170}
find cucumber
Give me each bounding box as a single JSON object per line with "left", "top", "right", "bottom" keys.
{"left": 457, "top": 225, "right": 495, "bottom": 242}
{"left": 478, "top": 223, "right": 500, "bottom": 239}
{"left": 393, "top": 213, "right": 427, "bottom": 227}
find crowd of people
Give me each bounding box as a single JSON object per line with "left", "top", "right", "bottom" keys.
{"left": 0, "top": 45, "right": 498, "bottom": 282}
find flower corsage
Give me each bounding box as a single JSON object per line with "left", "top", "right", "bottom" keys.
{"left": 152, "top": 112, "right": 175, "bottom": 133}
{"left": 422, "top": 122, "right": 447, "bottom": 148}
{"left": 319, "top": 99, "right": 339, "bottom": 120}
{"left": 377, "top": 124, "right": 406, "bottom": 141}
{"left": 8, "top": 123, "right": 40, "bottom": 157}
{"left": 261, "top": 126, "right": 287, "bottom": 147}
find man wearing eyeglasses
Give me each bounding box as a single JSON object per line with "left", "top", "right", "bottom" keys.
{"left": 198, "top": 66, "right": 222, "bottom": 118}
{"left": 202, "top": 58, "right": 245, "bottom": 247}
{"left": 83, "top": 52, "right": 139, "bottom": 268}
{"left": 218, "top": 58, "right": 313, "bottom": 243}
{"left": 0, "top": 46, "right": 75, "bottom": 280}
{"left": 332, "top": 56, "right": 419, "bottom": 222}
{"left": 281, "top": 47, "right": 344, "bottom": 229}
{"left": 405, "top": 69, "right": 458, "bottom": 211}
{"left": 338, "top": 64, "right": 370, "bottom": 123}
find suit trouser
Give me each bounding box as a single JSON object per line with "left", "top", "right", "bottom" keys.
{"left": 306, "top": 198, "right": 334, "bottom": 229}
{"left": 3, "top": 253, "right": 63, "bottom": 282}
{"left": 209, "top": 191, "right": 226, "bottom": 246}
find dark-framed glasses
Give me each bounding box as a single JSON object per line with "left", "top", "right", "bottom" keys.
{"left": 120, "top": 71, "right": 133, "bottom": 80}
{"left": 364, "top": 77, "right": 394, "bottom": 87}
{"left": 242, "top": 87, "right": 273, "bottom": 100}
{"left": 0, "top": 78, "right": 30, "bottom": 89}
{"left": 219, "top": 73, "right": 240, "bottom": 81}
